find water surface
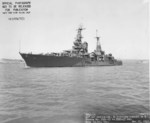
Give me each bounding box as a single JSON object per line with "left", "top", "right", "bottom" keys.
{"left": 0, "top": 60, "right": 149, "bottom": 123}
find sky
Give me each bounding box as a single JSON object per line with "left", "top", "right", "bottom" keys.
{"left": 0, "top": 0, "right": 149, "bottom": 59}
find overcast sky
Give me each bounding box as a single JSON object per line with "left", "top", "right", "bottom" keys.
{"left": 0, "top": 0, "right": 149, "bottom": 59}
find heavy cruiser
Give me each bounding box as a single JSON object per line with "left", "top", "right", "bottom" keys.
{"left": 20, "top": 26, "right": 122, "bottom": 67}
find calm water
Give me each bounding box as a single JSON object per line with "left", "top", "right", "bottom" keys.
{"left": 0, "top": 60, "right": 149, "bottom": 123}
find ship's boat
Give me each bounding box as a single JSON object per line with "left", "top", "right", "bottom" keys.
{"left": 19, "top": 26, "right": 122, "bottom": 67}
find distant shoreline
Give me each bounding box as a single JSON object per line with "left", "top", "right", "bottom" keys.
{"left": 0, "top": 58, "right": 149, "bottom": 62}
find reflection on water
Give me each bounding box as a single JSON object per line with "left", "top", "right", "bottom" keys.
{"left": 0, "top": 60, "right": 149, "bottom": 123}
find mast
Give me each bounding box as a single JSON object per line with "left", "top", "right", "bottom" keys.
{"left": 95, "top": 30, "right": 101, "bottom": 53}
{"left": 19, "top": 40, "right": 21, "bottom": 53}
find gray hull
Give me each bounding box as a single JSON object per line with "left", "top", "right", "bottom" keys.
{"left": 20, "top": 53, "right": 122, "bottom": 67}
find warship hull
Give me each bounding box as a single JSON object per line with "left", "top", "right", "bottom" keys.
{"left": 20, "top": 53, "right": 122, "bottom": 67}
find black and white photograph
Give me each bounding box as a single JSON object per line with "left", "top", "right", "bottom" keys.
{"left": 0, "top": 0, "right": 149, "bottom": 123}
